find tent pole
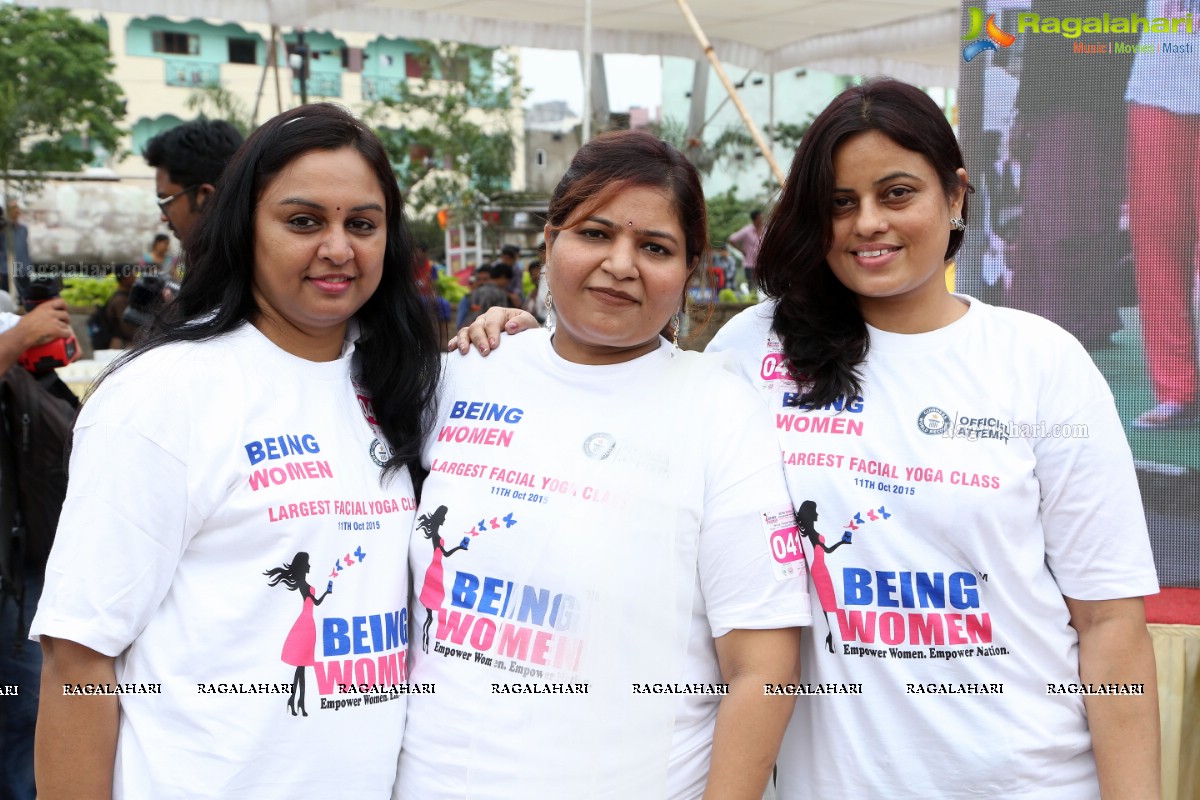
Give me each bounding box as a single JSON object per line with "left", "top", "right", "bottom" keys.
{"left": 273, "top": 27, "right": 284, "bottom": 113}
{"left": 252, "top": 24, "right": 278, "bottom": 128}
{"left": 582, "top": 0, "right": 593, "bottom": 142}
{"left": 672, "top": 0, "right": 785, "bottom": 184}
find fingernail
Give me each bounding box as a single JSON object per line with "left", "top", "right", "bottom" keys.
{"left": 506, "top": 321, "right": 517, "bottom": 331}
{"left": 489, "top": 337, "right": 497, "bottom": 348}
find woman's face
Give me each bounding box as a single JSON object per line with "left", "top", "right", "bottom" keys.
{"left": 825, "top": 131, "right": 966, "bottom": 327}
{"left": 544, "top": 185, "right": 689, "bottom": 365}
{"left": 251, "top": 147, "right": 386, "bottom": 360}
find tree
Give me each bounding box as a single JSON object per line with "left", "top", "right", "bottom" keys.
{"left": 645, "top": 116, "right": 754, "bottom": 178}
{"left": 185, "top": 84, "right": 253, "bottom": 138}
{"left": 0, "top": 7, "right": 126, "bottom": 197}
{"left": 706, "top": 188, "right": 763, "bottom": 246}
{"left": 363, "top": 41, "right": 521, "bottom": 222}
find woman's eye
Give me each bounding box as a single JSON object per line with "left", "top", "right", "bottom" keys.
{"left": 832, "top": 197, "right": 854, "bottom": 211}
{"left": 348, "top": 219, "right": 377, "bottom": 233}
{"left": 885, "top": 186, "right": 913, "bottom": 200}
{"left": 289, "top": 216, "right": 318, "bottom": 230}
{"left": 579, "top": 228, "right": 606, "bottom": 239}
{"left": 643, "top": 242, "right": 671, "bottom": 256}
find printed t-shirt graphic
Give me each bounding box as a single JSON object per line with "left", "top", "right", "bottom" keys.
{"left": 397, "top": 330, "right": 810, "bottom": 800}
{"left": 706, "top": 299, "right": 1158, "bottom": 800}
{"left": 30, "top": 323, "right": 416, "bottom": 799}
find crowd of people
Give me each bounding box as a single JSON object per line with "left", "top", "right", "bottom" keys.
{"left": 0, "top": 75, "right": 1163, "bottom": 800}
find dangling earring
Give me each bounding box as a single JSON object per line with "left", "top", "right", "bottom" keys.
{"left": 671, "top": 313, "right": 681, "bottom": 349}
{"left": 950, "top": 217, "right": 966, "bottom": 232}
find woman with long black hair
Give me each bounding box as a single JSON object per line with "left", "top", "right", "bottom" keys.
{"left": 32, "top": 103, "right": 441, "bottom": 799}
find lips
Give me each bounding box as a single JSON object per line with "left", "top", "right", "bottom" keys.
{"left": 309, "top": 274, "right": 354, "bottom": 293}
{"left": 850, "top": 244, "right": 902, "bottom": 269}
{"left": 855, "top": 247, "right": 900, "bottom": 258}
{"left": 588, "top": 287, "right": 638, "bottom": 305}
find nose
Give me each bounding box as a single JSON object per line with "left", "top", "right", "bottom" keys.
{"left": 601, "top": 235, "right": 639, "bottom": 279}
{"left": 852, "top": 199, "right": 888, "bottom": 238}
{"left": 320, "top": 226, "right": 353, "bottom": 264}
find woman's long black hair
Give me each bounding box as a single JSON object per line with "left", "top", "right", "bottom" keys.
{"left": 757, "top": 78, "right": 972, "bottom": 407}
{"left": 95, "top": 104, "right": 441, "bottom": 479}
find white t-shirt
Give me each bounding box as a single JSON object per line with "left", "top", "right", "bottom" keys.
{"left": 1125, "top": 0, "right": 1200, "bottom": 114}
{"left": 32, "top": 322, "right": 416, "bottom": 799}
{"left": 0, "top": 309, "right": 18, "bottom": 333}
{"left": 707, "top": 298, "right": 1159, "bottom": 800}
{"left": 397, "top": 330, "right": 811, "bottom": 800}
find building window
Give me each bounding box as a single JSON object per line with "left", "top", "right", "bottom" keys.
{"left": 152, "top": 31, "right": 199, "bottom": 56}
{"left": 228, "top": 38, "right": 257, "bottom": 64}
{"left": 535, "top": 149, "right": 547, "bottom": 168}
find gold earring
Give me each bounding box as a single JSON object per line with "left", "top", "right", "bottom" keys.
{"left": 671, "top": 313, "right": 680, "bottom": 348}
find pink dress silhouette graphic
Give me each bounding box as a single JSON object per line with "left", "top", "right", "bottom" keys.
{"left": 282, "top": 586, "right": 317, "bottom": 667}
{"left": 264, "top": 551, "right": 331, "bottom": 716}
{"left": 796, "top": 500, "right": 852, "bottom": 654}
{"left": 416, "top": 505, "right": 470, "bottom": 653}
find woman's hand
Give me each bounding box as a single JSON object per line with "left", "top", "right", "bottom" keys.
{"left": 447, "top": 307, "right": 538, "bottom": 356}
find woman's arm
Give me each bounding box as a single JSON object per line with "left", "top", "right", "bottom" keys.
{"left": 36, "top": 636, "right": 119, "bottom": 800}
{"left": 1063, "top": 595, "right": 1160, "bottom": 800}
{"left": 704, "top": 627, "right": 801, "bottom": 800}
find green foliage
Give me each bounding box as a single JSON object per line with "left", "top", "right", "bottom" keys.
{"left": 717, "top": 288, "right": 738, "bottom": 304}
{"left": 0, "top": 7, "right": 126, "bottom": 195}
{"left": 185, "top": 84, "right": 253, "bottom": 137}
{"left": 768, "top": 117, "right": 815, "bottom": 153}
{"left": 60, "top": 275, "right": 118, "bottom": 308}
{"left": 406, "top": 216, "right": 446, "bottom": 262}
{"left": 707, "top": 188, "right": 764, "bottom": 246}
{"left": 364, "top": 42, "right": 521, "bottom": 222}
{"left": 436, "top": 273, "right": 469, "bottom": 303}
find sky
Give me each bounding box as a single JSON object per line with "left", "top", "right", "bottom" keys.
{"left": 519, "top": 49, "right": 662, "bottom": 113}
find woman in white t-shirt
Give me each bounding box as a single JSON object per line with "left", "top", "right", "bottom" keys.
{"left": 399, "top": 129, "right": 810, "bottom": 800}
{"left": 31, "top": 104, "right": 443, "bottom": 799}
{"left": 462, "top": 79, "right": 1161, "bottom": 800}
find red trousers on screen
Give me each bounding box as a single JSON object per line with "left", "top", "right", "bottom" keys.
{"left": 1005, "top": 110, "right": 1126, "bottom": 347}
{"left": 1127, "top": 103, "right": 1200, "bottom": 406}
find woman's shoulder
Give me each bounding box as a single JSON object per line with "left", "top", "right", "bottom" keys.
{"left": 83, "top": 328, "right": 255, "bottom": 423}
{"left": 704, "top": 299, "right": 777, "bottom": 358}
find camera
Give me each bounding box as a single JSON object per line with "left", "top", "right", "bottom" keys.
{"left": 122, "top": 273, "right": 180, "bottom": 329}
{"left": 14, "top": 273, "right": 80, "bottom": 373}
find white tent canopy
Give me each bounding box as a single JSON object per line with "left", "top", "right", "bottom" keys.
{"left": 32, "top": 0, "right": 962, "bottom": 87}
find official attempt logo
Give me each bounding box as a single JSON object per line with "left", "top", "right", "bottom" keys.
{"left": 582, "top": 432, "right": 616, "bottom": 460}
{"left": 917, "top": 406, "right": 951, "bottom": 436}
{"left": 962, "top": 6, "right": 1017, "bottom": 62}
{"left": 368, "top": 437, "right": 391, "bottom": 467}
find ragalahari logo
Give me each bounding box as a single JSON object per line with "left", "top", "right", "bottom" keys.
{"left": 962, "top": 6, "right": 1017, "bottom": 61}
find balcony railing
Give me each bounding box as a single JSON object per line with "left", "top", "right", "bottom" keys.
{"left": 292, "top": 73, "right": 342, "bottom": 98}
{"left": 361, "top": 75, "right": 404, "bottom": 102}
{"left": 164, "top": 59, "right": 220, "bottom": 88}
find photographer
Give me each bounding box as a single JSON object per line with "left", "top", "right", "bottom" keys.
{"left": 1, "top": 297, "right": 73, "bottom": 800}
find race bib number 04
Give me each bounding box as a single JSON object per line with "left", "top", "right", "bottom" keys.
{"left": 761, "top": 506, "right": 805, "bottom": 581}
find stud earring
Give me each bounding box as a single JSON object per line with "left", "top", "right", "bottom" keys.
{"left": 950, "top": 217, "right": 966, "bottom": 232}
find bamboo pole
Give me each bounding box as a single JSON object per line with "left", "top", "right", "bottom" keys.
{"left": 251, "top": 25, "right": 278, "bottom": 127}
{"left": 672, "top": 0, "right": 785, "bottom": 185}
